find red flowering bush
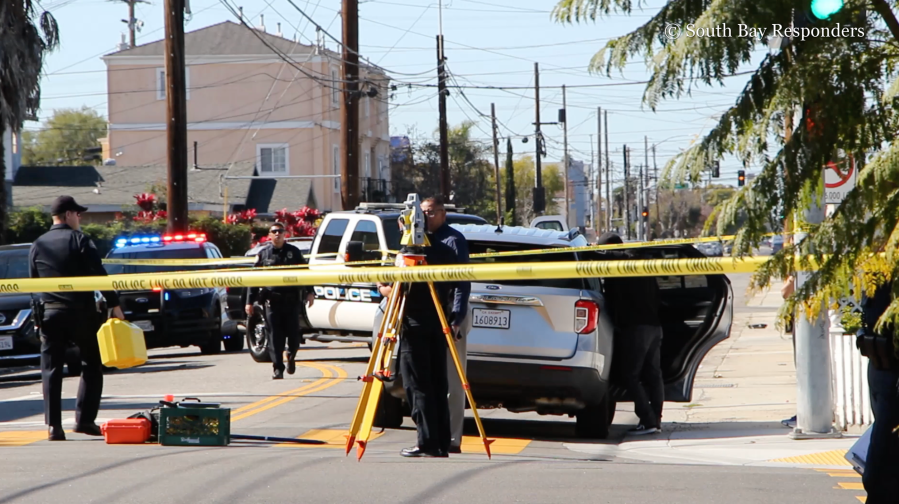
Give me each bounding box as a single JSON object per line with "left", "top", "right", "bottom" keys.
{"left": 132, "top": 193, "right": 166, "bottom": 223}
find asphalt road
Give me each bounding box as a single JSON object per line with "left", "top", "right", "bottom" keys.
{"left": 0, "top": 265, "right": 860, "bottom": 503}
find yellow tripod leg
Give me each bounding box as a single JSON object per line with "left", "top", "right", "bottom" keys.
{"left": 427, "top": 282, "right": 494, "bottom": 459}
{"left": 345, "top": 282, "right": 402, "bottom": 455}
{"left": 354, "top": 286, "right": 407, "bottom": 460}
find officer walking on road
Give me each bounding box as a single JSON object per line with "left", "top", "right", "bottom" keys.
{"left": 246, "top": 222, "right": 315, "bottom": 380}
{"left": 29, "top": 196, "right": 125, "bottom": 441}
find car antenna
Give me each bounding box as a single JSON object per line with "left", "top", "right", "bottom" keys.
{"left": 494, "top": 217, "right": 504, "bottom": 234}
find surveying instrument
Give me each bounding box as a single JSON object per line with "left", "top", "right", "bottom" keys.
{"left": 345, "top": 193, "right": 494, "bottom": 460}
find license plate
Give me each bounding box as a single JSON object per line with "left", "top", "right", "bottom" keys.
{"left": 133, "top": 320, "right": 154, "bottom": 332}
{"left": 471, "top": 309, "right": 510, "bottom": 329}
{"left": 0, "top": 336, "right": 11, "bottom": 350}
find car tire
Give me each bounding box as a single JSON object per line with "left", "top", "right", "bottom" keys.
{"left": 247, "top": 308, "right": 272, "bottom": 363}
{"left": 576, "top": 394, "right": 612, "bottom": 439}
{"left": 373, "top": 388, "right": 404, "bottom": 429}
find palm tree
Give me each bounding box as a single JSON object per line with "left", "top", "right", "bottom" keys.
{"left": 0, "top": 1, "right": 59, "bottom": 243}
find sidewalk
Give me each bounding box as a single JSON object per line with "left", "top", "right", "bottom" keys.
{"left": 566, "top": 280, "right": 859, "bottom": 468}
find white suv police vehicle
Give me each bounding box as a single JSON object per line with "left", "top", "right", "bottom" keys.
{"left": 377, "top": 224, "right": 734, "bottom": 439}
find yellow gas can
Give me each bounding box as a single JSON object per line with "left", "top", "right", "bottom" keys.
{"left": 97, "top": 318, "right": 148, "bottom": 369}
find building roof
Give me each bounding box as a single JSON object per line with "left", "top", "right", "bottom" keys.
{"left": 12, "top": 162, "right": 255, "bottom": 211}
{"left": 102, "top": 21, "right": 387, "bottom": 78}
{"left": 243, "top": 177, "right": 316, "bottom": 214}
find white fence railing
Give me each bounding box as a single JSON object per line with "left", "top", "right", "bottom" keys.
{"left": 830, "top": 330, "right": 873, "bottom": 432}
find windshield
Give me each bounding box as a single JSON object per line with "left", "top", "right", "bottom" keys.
{"left": 0, "top": 250, "right": 30, "bottom": 279}
{"left": 469, "top": 242, "right": 585, "bottom": 290}
{"left": 105, "top": 247, "right": 207, "bottom": 275}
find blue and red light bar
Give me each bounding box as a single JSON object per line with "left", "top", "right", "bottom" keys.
{"left": 114, "top": 232, "right": 206, "bottom": 248}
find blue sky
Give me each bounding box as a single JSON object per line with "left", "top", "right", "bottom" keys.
{"left": 35, "top": 0, "right": 766, "bottom": 188}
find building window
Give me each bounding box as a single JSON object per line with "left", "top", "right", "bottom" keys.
{"left": 363, "top": 96, "right": 369, "bottom": 119}
{"left": 156, "top": 67, "right": 190, "bottom": 100}
{"left": 331, "top": 68, "right": 340, "bottom": 108}
{"left": 363, "top": 152, "right": 370, "bottom": 179}
{"left": 332, "top": 144, "right": 340, "bottom": 193}
{"left": 257, "top": 144, "right": 288, "bottom": 174}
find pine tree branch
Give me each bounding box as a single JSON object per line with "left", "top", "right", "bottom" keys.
{"left": 872, "top": 0, "right": 899, "bottom": 44}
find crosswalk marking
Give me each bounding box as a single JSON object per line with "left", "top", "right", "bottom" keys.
{"left": 837, "top": 482, "right": 864, "bottom": 490}
{"left": 814, "top": 467, "right": 866, "bottom": 502}
{"left": 0, "top": 431, "right": 49, "bottom": 447}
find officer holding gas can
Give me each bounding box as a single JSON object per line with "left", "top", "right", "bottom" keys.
{"left": 29, "top": 196, "right": 125, "bottom": 441}
{"left": 246, "top": 222, "right": 315, "bottom": 379}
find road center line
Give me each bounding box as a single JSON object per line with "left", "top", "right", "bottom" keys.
{"left": 231, "top": 362, "right": 347, "bottom": 422}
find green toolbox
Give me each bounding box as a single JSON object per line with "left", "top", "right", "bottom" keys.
{"left": 157, "top": 398, "right": 230, "bottom": 446}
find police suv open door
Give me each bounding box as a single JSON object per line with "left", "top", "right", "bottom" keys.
{"left": 593, "top": 244, "right": 734, "bottom": 403}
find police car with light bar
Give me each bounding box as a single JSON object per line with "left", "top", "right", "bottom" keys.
{"left": 103, "top": 232, "right": 242, "bottom": 354}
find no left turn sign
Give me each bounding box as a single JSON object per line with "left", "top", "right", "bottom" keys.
{"left": 824, "top": 157, "right": 857, "bottom": 205}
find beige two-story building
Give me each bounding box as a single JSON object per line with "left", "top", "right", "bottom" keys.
{"left": 101, "top": 20, "right": 391, "bottom": 211}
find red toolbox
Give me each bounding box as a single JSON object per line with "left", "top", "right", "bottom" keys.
{"left": 101, "top": 418, "right": 152, "bottom": 444}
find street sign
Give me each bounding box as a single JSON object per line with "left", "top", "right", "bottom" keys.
{"left": 824, "top": 157, "right": 856, "bottom": 205}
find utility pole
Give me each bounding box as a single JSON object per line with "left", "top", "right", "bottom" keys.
{"left": 436, "top": 1, "right": 450, "bottom": 200}
{"left": 604, "top": 110, "right": 610, "bottom": 232}
{"left": 491, "top": 103, "right": 502, "bottom": 225}
{"left": 638, "top": 163, "right": 645, "bottom": 241}
{"left": 561, "top": 84, "right": 570, "bottom": 227}
{"left": 341, "top": 0, "right": 360, "bottom": 210}
{"left": 596, "top": 107, "right": 602, "bottom": 234}
{"left": 532, "top": 62, "right": 548, "bottom": 214}
{"left": 653, "top": 144, "right": 659, "bottom": 235}
{"left": 164, "top": 0, "right": 187, "bottom": 233}
{"left": 623, "top": 145, "right": 631, "bottom": 240}
{"left": 113, "top": 0, "right": 148, "bottom": 48}
{"left": 644, "top": 136, "right": 650, "bottom": 240}
{"left": 590, "top": 134, "right": 595, "bottom": 230}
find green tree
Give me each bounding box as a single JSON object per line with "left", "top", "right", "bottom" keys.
{"left": 553, "top": 0, "right": 899, "bottom": 335}
{"left": 0, "top": 1, "right": 59, "bottom": 243}
{"left": 22, "top": 107, "right": 107, "bottom": 166}
{"left": 500, "top": 156, "right": 564, "bottom": 224}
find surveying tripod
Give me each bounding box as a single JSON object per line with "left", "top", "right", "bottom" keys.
{"left": 345, "top": 194, "right": 494, "bottom": 460}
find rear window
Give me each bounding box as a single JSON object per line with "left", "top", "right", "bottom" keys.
{"left": 469, "top": 242, "right": 584, "bottom": 290}
{"left": 104, "top": 247, "right": 206, "bottom": 275}
{"left": 317, "top": 218, "right": 349, "bottom": 256}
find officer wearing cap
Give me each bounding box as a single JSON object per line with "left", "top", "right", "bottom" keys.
{"left": 29, "top": 196, "right": 125, "bottom": 441}
{"left": 245, "top": 222, "right": 315, "bottom": 380}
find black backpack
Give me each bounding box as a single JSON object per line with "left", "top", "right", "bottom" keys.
{"left": 857, "top": 283, "right": 899, "bottom": 371}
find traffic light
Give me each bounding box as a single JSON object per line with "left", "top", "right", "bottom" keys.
{"left": 641, "top": 206, "right": 649, "bottom": 221}
{"left": 810, "top": 0, "right": 844, "bottom": 20}
{"left": 712, "top": 161, "right": 720, "bottom": 178}
{"left": 737, "top": 170, "right": 746, "bottom": 187}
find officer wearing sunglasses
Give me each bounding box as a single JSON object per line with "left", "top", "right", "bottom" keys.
{"left": 245, "top": 222, "right": 315, "bottom": 379}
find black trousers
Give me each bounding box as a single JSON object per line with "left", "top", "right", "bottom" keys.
{"left": 399, "top": 322, "right": 451, "bottom": 452}
{"left": 863, "top": 364, "right": 899, "bottom": 503}
{"left": 40, "top": 308, "right": 103, "bottom": 427}
{"left": 266, "top": 299, "right": 301, "bottom": 372}
{"left": 623, "top": 325, "right": 665, "bottom": 428}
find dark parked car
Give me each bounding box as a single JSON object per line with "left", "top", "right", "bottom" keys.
{"left": 0, "top": 244, "right": 101, "bottom": 375}
{"left": 104, "top": 233, "right": 242, "bottom": 354}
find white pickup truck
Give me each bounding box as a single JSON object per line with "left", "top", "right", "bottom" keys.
{"left": 235, "top": 204, "right": 487, "bottom": 361}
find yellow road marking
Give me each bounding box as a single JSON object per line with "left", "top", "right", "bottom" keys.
{"left": 769, "top": 449, "right": 851, "bottom": 466}
{"left": 837, "top": 482, "right": 864, "bottom": 490}
{"left": 277, "top": 428, "right": 384, "bottom": 448}
{"left": 461, "top": 436, "right": 530, "bottom": 455}
{"left": 231, "top": 362, "right": 346, "bottom": 422}
{"left": 0, "top": 431, "right": 49, "bottom": 447}
{"left": 815, "top": 469, "right": 861, "bottom": 478}
{"left": 857, "top": 497, "right": 866, "bottom": 503}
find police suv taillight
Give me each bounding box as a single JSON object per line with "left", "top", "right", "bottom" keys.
{"left": 574, "top": 300, "right": 599, "bottom": 334}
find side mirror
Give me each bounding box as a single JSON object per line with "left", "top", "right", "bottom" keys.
{"left": 345, "top": 241, "right": 365, "bottom": 264}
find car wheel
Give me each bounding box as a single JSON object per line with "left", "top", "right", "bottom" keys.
{"left": 576, "top": 394, "right": 612, "bottom": 439}
{"left": 247, "top": 309, "right": 272, "bottom": 363}
{"left": 373, "top": 388, "right": 404, "bottom": 429}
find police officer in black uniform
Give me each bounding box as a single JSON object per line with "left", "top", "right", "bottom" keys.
{"left": 29, "top": 196, "right": 125, "bottom": 441}
{"left": 245, "top": 222, "right": 314, "bottom": 379}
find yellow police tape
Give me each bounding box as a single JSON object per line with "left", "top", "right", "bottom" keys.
{"left": 5, "top": 255, "right": 777, "bottom": 294}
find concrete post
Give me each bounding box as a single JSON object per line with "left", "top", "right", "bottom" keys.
{"left": 791, "top": 197, "right": 840, "bottom": 439}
